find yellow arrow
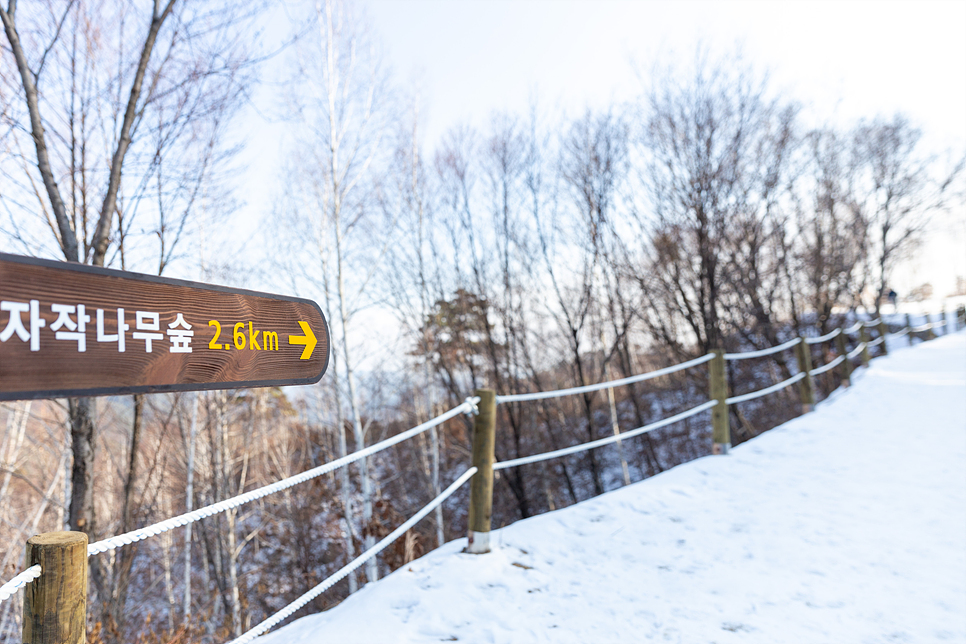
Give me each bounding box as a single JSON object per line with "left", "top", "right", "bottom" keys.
{"left": 287, "top": 321, "right": 317, "bottom": 360}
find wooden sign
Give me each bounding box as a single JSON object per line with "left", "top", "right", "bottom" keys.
{"left": 0, "top": 253, "right": 329, "bottom": 401}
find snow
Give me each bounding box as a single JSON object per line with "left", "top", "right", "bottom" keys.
{"left": 261, "top": 332, "right": 966, "bottom": 644}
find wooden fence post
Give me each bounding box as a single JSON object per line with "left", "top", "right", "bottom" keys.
{"left": 925, "top": 314, "right": 936, "bottom": 340}
{"left": 710, "top": 349, "right": 730, "bottom": 454}
{"left": 466, "top": 389, "right": 496, "bottom": 554}
{"left": 877, "top": 320, "right": 889, "bottom": 356}
{"left": 835, "top": 330, "right": 852, "bottom": 387}
{"left": 794, "top": 339, "right": 815, "bottom": 413}
{"left": 23, "top": 531, "right": 88, "bottom": 644}
{"left": 906, "top": 312, "right": 915, "bottom": 342}
{"left": 958, "top": 305, "right": 966, "bottom": 331}
{"left": 941, "top": 307, "right": 949, "bottom": 336}
{"left": 858, "top": 326, "right": 871, "bottom": 366}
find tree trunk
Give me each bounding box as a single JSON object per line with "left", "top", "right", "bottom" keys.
{"left": 332, "top": 358, "right": 358, "bottom": 593}
{"left": 218, "top": 395, "right": 243, "bottom": 637}
{"left": 67, "top": 398, "right": 101, "bottom": 591}
{"left": 183, "top": 393, "right": 199, "bottom": 624}
{"left": 108, "top": 394, "right": 144, "bottom": 636}
{"left": 335, "top": 212, "right": 377, "bottom": 584}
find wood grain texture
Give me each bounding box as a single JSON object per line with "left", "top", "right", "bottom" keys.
{"left": 859, "top": 326, "right": 872, "bottom": 365}
{"left": 468, "top": 389, "right": 496, "bottom": 536}
{"left": 877, "top": 321, "right": 890, "bottom": 355}
{"left": 0, "top": 254, "right": 329, "bottom": 400}
{"left": 794, "top": 337, "right": 815, "bottom": 412}
{"left": 835, "top": 329, "right": 852, "bottom": 387}
{"left": 23, "top": 531, "right": 88, "bottom": 644}
{"left": 709, "top": 349, "right": 730, "bottom": 450}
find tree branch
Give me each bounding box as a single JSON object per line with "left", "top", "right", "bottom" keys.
{"left": 90, "top": 0, "right": 177, "bottom": 267}
{"left": 0, "top": 3, "right": 77, "bottom": 260}
{"left": 35, "top": 0, "right": 77, "bottom": 79}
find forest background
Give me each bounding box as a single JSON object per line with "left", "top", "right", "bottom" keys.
{"left": 0, "top": 0, "right": 964, "bottom": 642}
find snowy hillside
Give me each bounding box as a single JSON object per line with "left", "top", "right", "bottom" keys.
{"left": 262, "top": 333, "right": 966, "bottom": 644}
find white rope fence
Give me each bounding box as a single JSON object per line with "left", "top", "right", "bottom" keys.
{"left": 0, "top": 565, "right": 41, "bottom": 603}
{"left": 85, "top": 398, "right": 478, "bottom": 557}
{"left": 0, "top": 398, "right": 479, "bottom": 606}
{"left": 804, "top": 328, "right": 841, "bottom": 344}
{"left": 809, "top": 355, "right": 845, "bottom": 376}
{"left": 724, "top": 337, "right": 801, "bottom": 360}
{"left": 493, "top": 401, "right": 718, "bottom": 471}
{"left": 846, "top": 343, "right": 867, "bottom": 360}
{"left": 495, "top": 354, "right": 715, "bottom": 404}
{"left": 726, "top": 372, "right": 805, "bottom": 405}
{"left": 1, "top": 311, "right": 949, "bottom": 624}
{"left": 228, "top": 467, "right": 478, "bottom": 644}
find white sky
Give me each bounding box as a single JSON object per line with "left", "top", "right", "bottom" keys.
{"left": 241, "top": 0, "right": 966, "bottom": 298}
{"left": 359, "top": 0, "right": 966, "bottom": 152}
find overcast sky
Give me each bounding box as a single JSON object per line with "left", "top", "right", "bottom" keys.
{"left": 358, "top": 0, "right": 966, "bottom": 152}
{"left": 240, "top": 0, "right": 965, "bottom": 297}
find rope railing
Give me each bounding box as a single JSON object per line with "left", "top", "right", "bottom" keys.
{"left": 726, "top": 372, "right": 805, "bottom": 405}
{"left": 86, "top": 398, "right": 479, "bottom": 557}
{"left": 846, "top": 342, "right": 867, "bottom": 360}
{"left": 804, "top": 328, "right": 841, "bottom": 344}
{"left": 724, "top": 337, "right": 801, "bottom": 360}
{"left": 0, "top": 398, "right": 479, "bottom": 607}
{"left": 0, "top": 565, "right": 41, "bottom": 603}
{"left": 228, "top": 467, "right": 478, "bottom": 644}
{"left": 495, "top": 353, "right": 715, "bottom": 404}
{"left": 230, "top": 310, "right": 956, "bottom": 642}
{"left": 810, "top": 355, "right": 845, "bottom": 376}
{"left": 4, "top": 310, "right": 956, "bottom": 634}
{"left": 492, "top": 401, "right": 718, "bottom": 471}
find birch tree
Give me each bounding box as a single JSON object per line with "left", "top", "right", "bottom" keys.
{"left": 286, "top": 0, "right": 396, "bottom": 585}
{"left": 382, "top": 98, "right": 451, "bottom": 545}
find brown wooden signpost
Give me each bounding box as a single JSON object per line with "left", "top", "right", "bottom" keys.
{"left": 0, "top": 252, "right": 329, "bottom": 401}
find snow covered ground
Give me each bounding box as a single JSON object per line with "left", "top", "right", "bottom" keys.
{"left": 262, "top": 332, "right": 966, "bottom": 644}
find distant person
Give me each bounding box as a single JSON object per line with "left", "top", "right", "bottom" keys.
{"left": 888, "top": 289, "right": 898, "bottom": 310}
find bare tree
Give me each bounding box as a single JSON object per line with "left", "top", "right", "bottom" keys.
{"left": 720, "top": 102, "right": 800, "bottom": 345}
{"left": 633, "top": 51, "right": 782, "bottom": 354}
{"left": 554, "top": 108, "right": 630, "bottom": 495}
{"left": 850, "top": 114, "right": 964, "bottom": 313}
{"left": 381, "top": 96, "right": 454, "bottom": 545}
{"left": 794, "top": 127, "right": 867, "bottom": 329}
{"left": 0, "top": 1, "right": 254, "bottom": 585}
{"left": 283, "top": 0, "right": 396, "bottom": 586}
